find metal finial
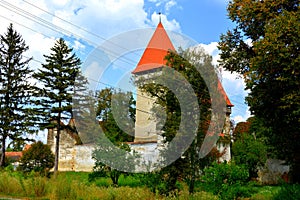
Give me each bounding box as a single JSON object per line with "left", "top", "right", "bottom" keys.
{"left": 158, "top": 12, "right": 161, "bottom": 23}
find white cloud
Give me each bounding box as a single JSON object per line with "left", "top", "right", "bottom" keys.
{"left": 233, "top": 109, "right": 251, "bottom": 124}
{"left": 0, "top": 0, "right": 183, "bottom": 76}
{"left": 0, "top": 0, "right": 183, "bottom": 96}
{"left": 52, "top": 0, "right": 71, "bottom": 7}
{"left": 192, "top": 42, "right": 250, "bottom": 124}
{"left": 198, "top": 42, "right": 219, "bottom": 66}
{"left": 150, "top": 12, "right": 181, "bottom": 32}
{"left": 73, "top": 40, "right": 85, "bottom": 51}
{"left": 165, "top": 0, "right": 177, "bottom": 13}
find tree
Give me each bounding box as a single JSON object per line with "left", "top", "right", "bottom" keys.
{"left": 96, "top": 88, "right": 135, "bottom": 143}
{"left": 232, "top": 133, "right": 267, "bottom": 178}
{"left": 136, "top": 47, "right": 225, "bottom": 194}
{"left": 232, "top": 121, "right": 250, "bottom": 142}
{"left": 0, "top": 24, "right": 38, "bottom": 167}
{"left": 91, "top": 88, "right": 136, "bottom": 185}
{"left": 218, "top": 0, "right": 300, "bottom": 182}
{"left": 33, "top": 38, "right": 82, "bottom": 172}
{"left": 19, "top": 141, "right": 54, "bottom": 174}
{"left": 7, "top": 138, "right": 28, "bottom": 152}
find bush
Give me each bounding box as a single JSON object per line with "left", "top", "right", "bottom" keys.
{"left": 202, "top": 162, "right": 251, "bottom": 199}
{"left": 232, "top": 133, "right": 268, "bottom": 178}
{"left": 273, "top": 184, "right": 300, "bottom": 200}
{"left": 18, "top": 141, "right": 54, "bottom": 175}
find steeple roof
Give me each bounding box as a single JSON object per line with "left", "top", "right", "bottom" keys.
{"left": 132, "top": 22, "right": 175, "bottom": 74}
{"left": 218, "top": 80, "right": 234, "bottom": 107}
{"left": 132, "top": 22, "right": 233, "bottom": 107}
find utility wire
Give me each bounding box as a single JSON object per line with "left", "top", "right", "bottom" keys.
{"left": 0, "top": 0, "right": 140, "bottom": 68}
{"left": 0, "top": 1, "right": 246, "bottom": 114}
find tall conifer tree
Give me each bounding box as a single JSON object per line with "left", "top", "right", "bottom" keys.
{"left": 34, "top": 38, "right": 82, "bottom": 172}
{"left": 0, "top": 24, "right": 37, "bottom": 167}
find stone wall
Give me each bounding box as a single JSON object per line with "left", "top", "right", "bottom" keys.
{"left": 47, "top": 124, "right": 95, "bottom": 172}
{"left": 258, "top": 159, "right": 290, "bottom": 184}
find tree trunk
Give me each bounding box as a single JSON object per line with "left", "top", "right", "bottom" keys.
{"left": 54, "top": 104, "right": 62, "bottom": 173}
{"left": 189, "top": 143, "right": 196, "bottom": 194}
{"left": 0, "top": 136, "right": 6, "bottom": 167}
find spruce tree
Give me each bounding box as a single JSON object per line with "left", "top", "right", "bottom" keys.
{"left": 33, "top": 38, "right": 82, "bottom": 172}
{"left": 0, "top": 24, "right": 37, "bottom": 167}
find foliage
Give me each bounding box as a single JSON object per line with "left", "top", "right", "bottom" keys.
{"left": 232, "top": 117, "right": 269, "bottom": 178}
{"left": 90, "top": 88, "right": 136, "bottom": 186}
{"left": 96, "top": 87, "right": 135, "bottom": 143}
{"left": 33, "top": 38, "right": 86, "bottom": 172}
{"left": 139, "top": 168, "right": 183, "bottom": 196}
{"left": 232, "top": 133, "right": 267, "bottom": 178}
{"left": 18, "top": 141, "right": 54, "bottom": 174}
{"left": 0, "top": 24, "right": 38, "bottom": 167}
{"left": 202, "top": 162, "right": 250, "bottom": 199}
{"left": 6, "top": 139, "right": 28, "bottom": 152}
{"left": 218, "top": 0, "right": 300, "bottom": 181}
{"left": 91, "top": 142, "right": 133, "bottom": 186}
{"left": 1, "top": 171, "right": 293, "bottom": 200}
{"left": 273, "top": 183, "right": 300, "bottom": 200}
{"left": 232, "top": 121, "right": 250, "bottom": 141}
{"left": 135, "top": 47, "right": 224, "bottom": 194}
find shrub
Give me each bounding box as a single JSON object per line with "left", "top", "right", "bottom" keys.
{"left": 273, "top": 184, "right": 300, "bottom": 200}
{"left": 232, "top": 133, "right": 268, "bottom": 178}
{"left": 18, "top": 141, "right": 54, "bottom": 175}
{"left": 202, "top": 162, "right": 250, "bottom": 199}
{"left": 139, "top": 170, "right": 182, "bottom": 196}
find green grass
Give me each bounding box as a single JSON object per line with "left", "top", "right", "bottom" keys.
{"left": 249, "top": 185, "right": 281, "bottom": 200}
{"left": 0, "top": 170, "right": 293, "bottom": 200}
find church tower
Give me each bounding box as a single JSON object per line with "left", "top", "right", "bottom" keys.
{"left": 132, "top": 20, "right": 175, "bottom": 142}
{"left": 132, "top": 21, "right": 234, "bottom": 163}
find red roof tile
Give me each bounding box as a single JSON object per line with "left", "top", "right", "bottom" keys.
{"left": 132, "top": 22, "right": 233, "bottom": 107}
{"left": 132, "top": 22, "right": 175, "bottom": 74}
{"left": 218, "top": 80, "right": 234, "bottom": 107}
{"left": 5, "top": 151, "right": 22, "bottom": 160}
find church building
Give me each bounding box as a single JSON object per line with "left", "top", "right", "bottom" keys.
{"left": 131, "top": 20, "right": 234, "bottom": 162}
{"left": 47, "top": 20, "right": 233, "bottom": 171}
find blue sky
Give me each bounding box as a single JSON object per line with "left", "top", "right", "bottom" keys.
{"left": 0, "top": 0, "right": 250, "bottom": 135}
{"left": 148, "top": 0, "right": 233, "bottom": 43}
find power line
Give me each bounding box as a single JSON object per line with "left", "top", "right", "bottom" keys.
{"left": 21, "top": 0, "right": 164, "bottom": 66}
{"left": 1, "top": 0, "right": 174, "bottom": 70}
{"left": 0, "top": 1, "right": 247, "bottom": 115}
{"left": 0, "top": 13, "right": 133, "bottom": 72}
{"left": 0, "top": 0, "right": 140, "bottom": 68}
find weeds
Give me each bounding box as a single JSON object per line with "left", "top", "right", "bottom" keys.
{"left": 0, "top": 170, "right": 289, "bottom": 200}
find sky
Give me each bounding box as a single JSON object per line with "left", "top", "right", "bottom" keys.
{"left": 0, "top": 0, "right": 251, "bottom": 141}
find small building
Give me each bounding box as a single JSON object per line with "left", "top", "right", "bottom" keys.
{"left": 5, "top": 144, "right": 31, "bottom": 170}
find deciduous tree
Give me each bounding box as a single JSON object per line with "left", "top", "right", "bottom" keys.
{"left": 96, "top": 88, "right": 135, "bottom": 143}
{"left": 19, "top": 141, "right": 54, "bottom": 174}
{"left": 137, "top": 47, "right": 224, "bottom": 194}
{"left": 218, "top": 0, "right": 299, "bottom": 181}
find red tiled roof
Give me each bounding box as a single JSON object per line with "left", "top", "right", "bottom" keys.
{"left": 132, "top": 22, "right": 175, "bottom": 74}
{"left": 24, "top": 144, "right": 31, "bottom": 151}
{"left": 132, "top": 22, "right": 233, "bottom": 107}
{"left": 5, "top": 151, "right": 22, "bottom": 160}
{"left": 218, "top": 80, "right": 234, "bottom": 107}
